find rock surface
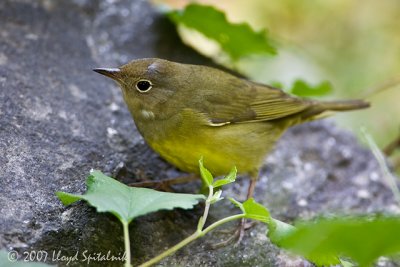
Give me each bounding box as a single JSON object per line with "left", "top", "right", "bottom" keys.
{"left": 0, "top": 0, "right": 398, "bottom": 266}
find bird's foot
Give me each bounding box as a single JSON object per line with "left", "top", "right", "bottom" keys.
{"left": 128, "top": 174, "right": 198, "bottom": 191}
{"left": 211, "top": 219, "right": 257, "bottom": 249}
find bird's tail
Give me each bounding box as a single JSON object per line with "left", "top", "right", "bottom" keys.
{"left": 300, "top": 99, "right": 370, "bottom": 121}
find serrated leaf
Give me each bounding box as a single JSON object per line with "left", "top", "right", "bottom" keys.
{"left": 276, "top": 216, "right": 400, "bottom": 266}
{"left": 56, "top": 170, "right": 204, "bottom": 224}
{"left": 242, "top": 198, "right": 270, "bottom": 223}
{"left": 168, "top": 4, "right": 276, "bottom": 61}
{"left": 290, "top": 80, "right": 333, "bottom": 97}
{"left": 212, "top": 166, "right": 237, "bottom": 188}
{"left": 198, "top": 157, "right": 213, "bottom": 187}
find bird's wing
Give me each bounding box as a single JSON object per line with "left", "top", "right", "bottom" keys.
{"left": 197, "top": 80, "right": 313, "bottom": 125}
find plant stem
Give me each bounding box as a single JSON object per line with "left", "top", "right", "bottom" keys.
{"left": 139, "top": 185, "right": 246, "bottom": 267}
{"left": 138, "top": 231, "right": 200, "bottom": 267}
{"left": 138, "top": 213, "right": 244, "bottom": 267}
{"left": 199, "top": 185, "right": 213, "bottom": 229}
{"left": 362, "top": 128, "right": 400, "bottom": 204}
{"left": 123, "top": 221, "right": 131, "bottom": 267}
{"left": 200, "top": 214, "right": 245, "bottom": 237}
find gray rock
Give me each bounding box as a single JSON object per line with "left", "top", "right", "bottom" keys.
{"left": 0, "top": 0, "right": 398, "bottom": 266}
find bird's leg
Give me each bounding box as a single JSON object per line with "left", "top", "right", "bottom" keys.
{"left": 212, "top": 172, "right": 259, "bottom": 248}
{"left": 236, "top": 175, "right": 258, "bottom": 244}
{"left": 247, "top": 175, "right": 257, "bottom": 198}
{"left": 128, "top": 174, "right": 198, "bottom": 191}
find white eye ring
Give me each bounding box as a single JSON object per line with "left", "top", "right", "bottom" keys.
{"left": 135, "top": 79, "right": 153, "bottom": 93}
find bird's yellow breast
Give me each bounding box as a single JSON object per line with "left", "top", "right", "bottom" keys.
{"left": 137, "top": 109, "right": 286, "bottom": 176}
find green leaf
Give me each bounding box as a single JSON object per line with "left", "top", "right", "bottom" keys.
{"left": 0, "top": 250, "right": 51, "bottom": 266}
{"left": 267, "top": 218, "right": 297, "bottom": 245}
{"left": 168, "top": 4, "right": 276, "bottom": 60}
{"left": 275, "top": 216, "right": 400, "bottom": 266}
{"left": 228, "top": 197, "right": 245, "bottom": 213}
{"left": 270, "top": 81, "right": 284, "bottom": 89}
{"left": 56, "top": 170, "right": 205, "bottom": 224}
{"left": 56, "top": 192, "right": 82, "bottom": 206}
{"left": 229, "top": 198, "right": 270, "bottom": 223}
{"left": 290, "top": 80, "right": 333, "bottom": 97}
{"left": 212, "top": 166, "right": 237, "bottom": 188}
{"left": 340, "top": 259, "right": 356, "bottom": 267}
{"left": 267, "top": 218, "right": 339, "bottom": 265}
{"left": 242, "top": 198, "right": 270, "bottom": 223}
{"left": 209, "top": 190, "right": 223, "bottom": 204}
{"left": 198, "top": 157, "right": 213, "bottom": 187}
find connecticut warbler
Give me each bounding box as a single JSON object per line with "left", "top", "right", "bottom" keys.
{"left": 94, "top": 58, "right": 369, "bottom": 198}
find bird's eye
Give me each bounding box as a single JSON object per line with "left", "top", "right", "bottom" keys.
{"left": 135, "top": 79, "right": 152, "bottom": 92}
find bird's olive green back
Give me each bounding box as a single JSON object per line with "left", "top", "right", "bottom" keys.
{"left": 118, "top": 58, "right": 313, "bottom": 127}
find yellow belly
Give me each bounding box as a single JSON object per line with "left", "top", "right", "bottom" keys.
{"left": 132, "top": 106, "right": 287, "bottom": 176}
{"left": 147, "top": 121, "right": 285, "bottom": 176}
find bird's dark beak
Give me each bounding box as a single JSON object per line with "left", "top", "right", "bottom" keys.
{"left": 93, "top": 68, "right": 121, "bottom": 80}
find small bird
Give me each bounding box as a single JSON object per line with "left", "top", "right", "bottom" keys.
{"left": 94, "top": 58, "right": 368, "bottom": 241}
